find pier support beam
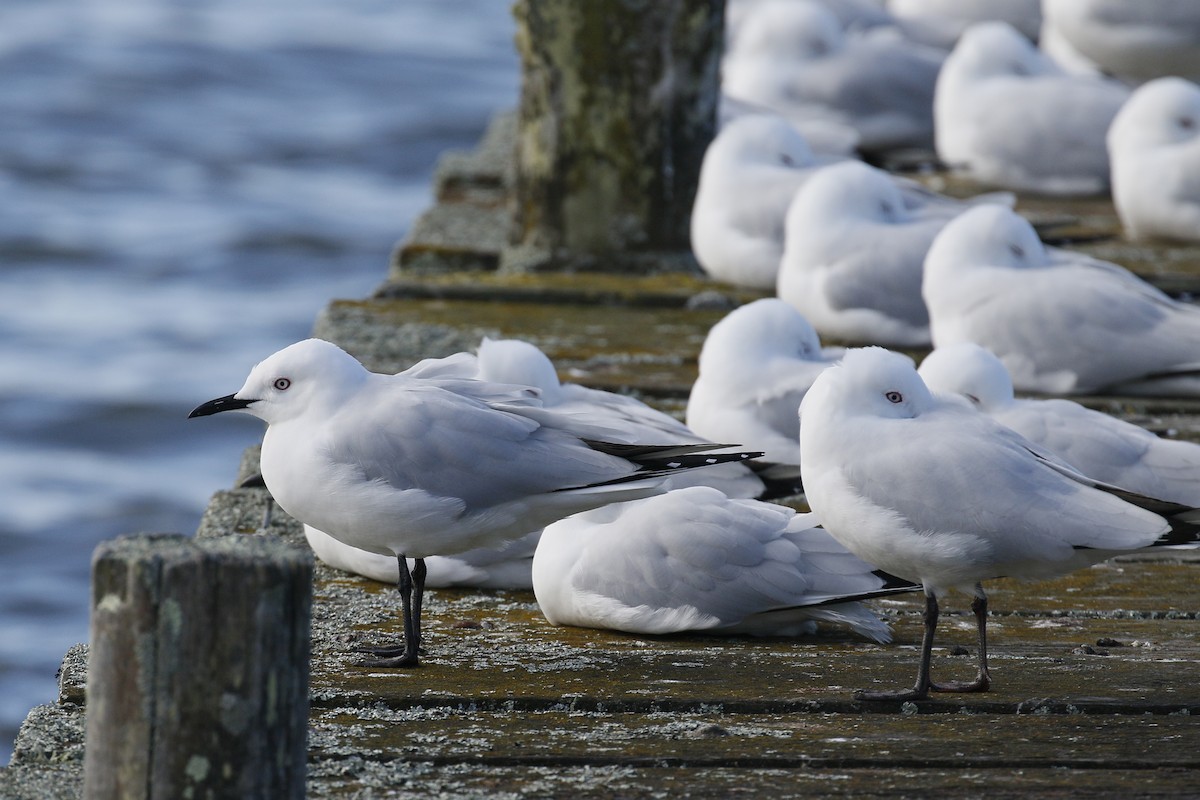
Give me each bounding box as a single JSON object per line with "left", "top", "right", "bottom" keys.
{"left": 83, "top": 533, "right": 312, "bottom": 800}
{"left": 504, "top": 0, "right": 726, "bottom": 273}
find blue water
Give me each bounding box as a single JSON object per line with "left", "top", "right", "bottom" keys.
{"left": 0, "top": 0, "right": 519, "bottom": 764}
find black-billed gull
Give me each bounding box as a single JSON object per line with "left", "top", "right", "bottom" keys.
{"left": 777, "top": 160, "right": 950, "bottom": 346}
{"left": 298, "top": 336, "right": 770, "bottom": 589}
{"left": 723, "top": 0, "right": 944, "bottom": 154}
{"left": 1041, "top": 0, "right": 1200, "bottom": 84}
{"left": 690, "top": 114, "right": 826, "bottom": 290}
{"left": 189, "top": 338, "right": 761, "bottom": 667}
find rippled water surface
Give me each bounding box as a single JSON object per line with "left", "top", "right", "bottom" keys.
{"left": 0, "top": 0, "right": 519, "bottom": 762}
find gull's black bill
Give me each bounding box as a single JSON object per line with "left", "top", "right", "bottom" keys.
{"left": 188, "top": 393, "right": 256, "bottom": 418}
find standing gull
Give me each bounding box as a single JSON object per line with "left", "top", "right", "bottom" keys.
{"left": 189, "top": 338, "right": 760, "bottom": 667}
{"left": 799, "top": 347, "right": 1200, "bottom": 700}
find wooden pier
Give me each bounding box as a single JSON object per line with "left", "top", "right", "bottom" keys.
{"left": 5, "top": 88, "right": 1200, "bottom": 799}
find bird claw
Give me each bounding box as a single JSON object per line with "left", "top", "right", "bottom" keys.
{"left": 358, "top": 652, "right": 421, "bottom": 669}
{"left": 353, "top": 642, "right": 426, "bottom": 659}
{"left": 931, "top": 676, "right": 990, "bottom": 693}
{"left": 854, "top": 686, "right": 929, "bottom": 702}
{"left": 354, "top": 643, "right": 407, "bottom": 657}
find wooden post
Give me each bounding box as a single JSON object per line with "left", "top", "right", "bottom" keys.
{"left": 504, "top": 0, "right": 726, "bottom": 273}
{"left": 83, "top": 533, "right": 312, "bottom": 800}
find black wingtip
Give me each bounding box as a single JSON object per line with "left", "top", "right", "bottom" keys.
{"left": 557, "top": 441, "right": 764, "bottom": 492}
{"left": 872, "top": 569, "right": 922, "bottom": 592}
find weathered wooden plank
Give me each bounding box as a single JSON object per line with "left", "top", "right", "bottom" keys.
{"left": 305, "top": 556, "right": 1200, "bottom": 715}
{"left": 307, "top": 707, "right": 1200, "bottom": 768}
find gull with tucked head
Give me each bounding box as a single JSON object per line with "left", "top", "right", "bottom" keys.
{"left": 687, "top": 298, "right": 840, "bottom": 472}
{"left": 533, "top": 486, "right": 919, "bottom": 642}
{"left": 922, "top": 204, "right": 1200, "bottom": 396}
{"left": 934, "top": 21, "right": 1128, "bottom": 195}
{"left": 1108, "top": 77, "right": 1200, "bottom": 243}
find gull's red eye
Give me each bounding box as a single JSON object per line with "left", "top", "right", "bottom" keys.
{"left": 274, "top": 378, "right": 291, "bottom": 391}
{"left": 885, "top": 391, "right": 903, "bottom": 404}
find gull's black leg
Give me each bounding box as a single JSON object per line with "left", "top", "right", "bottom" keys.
{"left": 357, "top": 555, "right": 422, "bottom": 667}
{"left": 411, "top": 557, "right": 427, "bottom": 655}
{"left": 932, "top": 586, "right": 991, "bottom": 693}
{"left": 856, "top": 592, "right": 938, "bottom": 702}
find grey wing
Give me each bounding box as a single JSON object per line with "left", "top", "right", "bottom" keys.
{"left": 995, "top": 401, "right": 1153, "bottom": 484}
{"left": 813, "top": 40, "right": 940, "bottom": 122}
{"left": 962, "top": 263, "right": 1200, "bottom": 389}
{"left": 324, "top": 380, "right": 637, "bottom": 510}
{"left": 398, "top": 351, "right": 480, "bottom": 380}
{"left": 851, "top": 409, "right": 1169, "bottom": 559}
{"left": 822, "top": 220, "right": 940, "bottom": 326}
{"left": 556, "top": 384, "right": 700, "bottom": 444}
{"left": 564, "top": 490, "right": 821, "bottom": 623}
{"left": 972, "top": 80, "right": 1125, "bottom": 180}
{"left": 782, "top": 522, "right": 918, "bottom": 603}
{"left": 751, "top": 356, "right": 837, "bottom": 447}
{"left": 999, "top": 399, "right": 1200, "bottom": 506}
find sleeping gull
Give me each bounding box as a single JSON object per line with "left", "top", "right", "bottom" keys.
{"left": 723, "top": 0, "right": 944, "bottom": 154}
{"left": 922, "top": 204, "right": 1200, "bottom": 395}
{"left": 919, "top": 342, "right": 1200, "bottom": 507}
{"left": 799, "top": 346, "right": 1200, "bottom": 699}
{"left": 934, "top": 21, "right": 1129, "bottom": 195}
{"left": 533, "top": 486, "right": 918, "bottom": 641}
{"left": 1107, "top": 76, "right": 1200, "bottom": 243}
{"left": 776, "top": 160, "right": 967, "bottom": 347}
{"left": 304, "top": 522, "right": 539, "bottom": 589}
{"left": 691, "top": 114, "right": 1009, "bottom": 290}
{"left": 690, "top": 114, "right": 826, "bottom": 289}
{"left": 189, "top": 338, "right": 760, "bottom": 667}
{"left": 1040, "top": 0, "right": 1200, "bottom": 84}
{"left": 888, "top": 0, "right": 1042, "bottom": 48}
{"left": 686, "top": 298, "right": 840, "bottom": 471}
